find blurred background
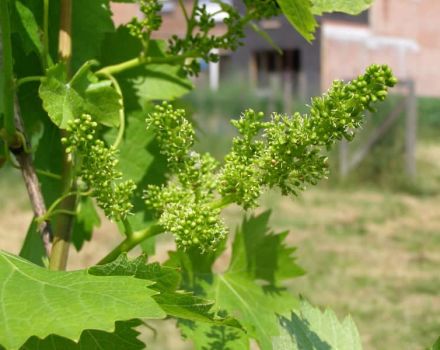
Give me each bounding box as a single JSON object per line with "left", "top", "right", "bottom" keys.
{"left": 1, "top": 0, "right": 439, "bottom": 349}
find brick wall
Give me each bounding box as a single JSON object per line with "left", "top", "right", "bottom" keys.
{"left": 322, "top": 0, "right": 440, "bottom": 97}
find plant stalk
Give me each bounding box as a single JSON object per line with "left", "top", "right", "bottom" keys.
{"left": 49, "top": 0, "right": 74, "bottom": 271}
{"left": 96, "top": 51, "right": 198, "bottom": 76}
{"left": 0, "top": 0, "right": 16, "bottom": 141}
{"left": 99, "top": 195, "right": 237, "bottom": 264}
{"left": 98, "top": 224, "right": 164, "bottom": 265}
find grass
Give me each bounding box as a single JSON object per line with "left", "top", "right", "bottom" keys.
{"left": 1, "top": 93, "right": 439, "bottom": 349}
{"left": 254, "top": 187, "right": 440, "bottom": 350}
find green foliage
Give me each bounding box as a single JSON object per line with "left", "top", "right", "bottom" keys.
{"left": 39, "top": 62, "right": 121, "bottom": 128}
{"left": 277, "top": 0, "right": 318, "bottom": 42}
{"left": 170, "top": 212, "right": 303, "bottom": 349}
{"left": 0, "top": 251, "right": 164, "bottom": 349}
{"left": 427, "top": 337, "right": 440, "bottom": 350}
{"left": 276, "top": 301, "right": 363, "bottom": 350}
{"left": 89, "top": 254, "right": 241, "bottom": 328}
{"left": 21, "top": 320, "right": 145, "bottom": 350}
{"left": 71, "top": 197, "right": 101, "bottom": 250}
{"left": 311, "top": 0, "right": 373, "bottom": 15}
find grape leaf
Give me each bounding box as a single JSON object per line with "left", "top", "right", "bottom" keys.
{"left": 230, "top": 210, "right": 305, "bottom": 285}
{"left": 12, "top": 1, "right": 43, "bottom": 58}
{"left": 276, "top": 301, "right": 363, "bottom": 350}
{"left": 19, "top": 218, "right": 46, "bottom": 267}
{"left": 170, "top": 211, "right": 303, "bottom": 349}
{"left": 39, "top": 62, "right": 121, "bottom": 128}
{"left": 20, "top": 319, "right": 145, "bottom": 350}
{"left": 0, "top": 251, "right": 165, "bottom": 349}
{"left": 89, "top": 254, "right": 240, "bottom": 327}
{"left": 427, "top": 337, "right": 440, "bottom": 350}
{"left": 71, "top": 0, "right": 114, "bottom": 72}
{"left": 71, "top": 197, "right": 101, "bottom": 251}
{"left": 311, "top": 0, "right": 373, "bottom": 15}
{"left": 277, "top": 0, "right": 318, "bottom": 42}
{"left": 179, "top": 320, "right": 249, "bottom": 350}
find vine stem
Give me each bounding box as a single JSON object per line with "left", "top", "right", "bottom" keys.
{"left": 0, "top": 0, "right": 16, "bottom": 141}
{"left": 96, "top": 51, "right": 198, "bottom": 76}
{"left": 43, "top": 0, "right": 50, "bottom": 68}
{"left": 16, "top": 76, "right": 44, "bottom": 88}
{"left": 97, "top": 71, "right": 125, "bottom": 148}
{"left": 49, "top": 0, "right": 74, "bottom": 271}
{"left": 98, "top": 195, "right": 237, "bottom": 264}
{"left": 1, "top": 1, "right": 53, "bottom": 254}
{"left": 98, "top": 224, "right": 164, "bottom": 265}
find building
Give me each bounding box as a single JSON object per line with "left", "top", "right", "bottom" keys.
{"left": 111, "top": 0, "right": 440, "bottom": 97}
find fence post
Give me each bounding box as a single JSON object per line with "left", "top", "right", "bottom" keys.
{"left": 405, "top": 81, "right": 417, "bottom": 177}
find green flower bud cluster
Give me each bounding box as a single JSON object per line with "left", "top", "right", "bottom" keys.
{"left": 307, "top": 64, "right": 397, "bottom": 147}
{"left": 219, "top": 64, "right": 397, "bottom": 206}
{"left": 168, "top": 2, "right": 244, "bottom": 75}
{"left": 218, "top": 109, "right": 266, "bottom": 208}
{"left": 127, "top": 0, "right": 162, "bottom": 40}
{"left": 145, "top": 183, "right": 227, "bottom": 252}
{"left": 144, "top": 102, "right": 226, "bottom": 252}
{"left": 62, "top": 114, "right": 136, "bottom": 221}
{"left": 145, "top": 102, "right": 195, "bottom": 169}
{"left": 144, "top": 65, "right": 395, "bottom": 252}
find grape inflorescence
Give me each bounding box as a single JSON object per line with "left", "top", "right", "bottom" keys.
{"left": 144, "top": 64, "right": 397, "bottom": 251}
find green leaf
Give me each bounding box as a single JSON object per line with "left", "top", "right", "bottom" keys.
{"left": 72, "top": 0, "right": 114, "bottom": 71}
{"left": 19, "top": 218, "right": 46, "bottom": 267}
{"left": 311, "top": 0, "right": 373, "bottom": 15}
{"left": 179, "top": 321, "right": 249, "bottom": 350}
{"left": 39, "top": 63, "right": 78, "bottom": 128}
{"left": 276, "top": 301, "right": 363, "bottom": 350}
{"left": 39, "top": 62, "right": 121, "bottom": 128}
{"left": 0, "top": 251, "right": 165, "bottom": 349}
{"left": 427, "top": 337, "right": 440, "bottom": 350}
{"left": 12, "top": 1, "right": 44, "bottom": 58}
{"left": 71, "top": 197, "right": 101, "bottom": 251}
{"left": 99, "top": 29, "right": 193, "bottom": 109}
{"left": 170, "top": 211, "right": 303, "bottom": 349}
{"left": 277, "top": 0, "right": 317, "bottom": 42}
{"left": 89, "top": 254, "right": 239, "bottom": 326}
{"left": 116, "top": 111, "right": 167, "bottom": 235}
{"left": 230, "top": 210, "right": 305, "bottom": 285}
{"left": 21, "top": 319, "right": 145, "bottom": 350}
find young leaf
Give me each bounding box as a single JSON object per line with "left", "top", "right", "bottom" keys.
{"left": 277, "top": 0, "right": 318, "bottom": 42}
{"left": 230, "top": 210, "right": 305, "bottom": 285}
{"left": 170, "top": 211, "right": 303, "bottom": 349}
{"left": 0, "top": 251, "right": 165, "bottom": 349}
{"left": 311, "top": 0, "right": 373, "bottom": 15}
{"left": 39, "top": 62, "right": 121, "bottom": 128}
{"left": 21, "top": 319, "right": 145, "bottom": 350}
{"left": 276, "top": 301, "right": 363, "bottom": 350}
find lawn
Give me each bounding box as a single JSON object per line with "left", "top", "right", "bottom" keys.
{"left": 1, "top": 139, "right": 439, "bottom": 349}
